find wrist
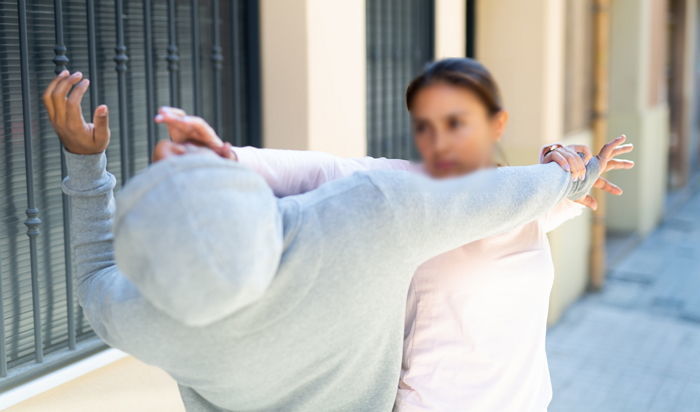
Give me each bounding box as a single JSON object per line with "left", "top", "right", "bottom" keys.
{"left": 63, "top": 149, "right": 109, "bottom": 188}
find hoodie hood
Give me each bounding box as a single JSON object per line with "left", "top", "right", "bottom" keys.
{"left": 113, "top": 152, "right": 283, "bottom": 327}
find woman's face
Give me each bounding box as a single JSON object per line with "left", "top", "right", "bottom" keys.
{"left": 411, "top": 82, "right": 508, "bottom": 178}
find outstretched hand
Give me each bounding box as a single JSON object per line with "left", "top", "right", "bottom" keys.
{"left": 541, "top": 136, "right": 635, "bottom": 210}
{"left": 43, "top": 70, "right": 110, "bottom": 155}
{"left": 573, "top": 135, "right": 634, "bottom": 210}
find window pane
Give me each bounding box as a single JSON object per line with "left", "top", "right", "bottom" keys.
{"left": 366, "top": 0, "right": 434, "bottom": 160}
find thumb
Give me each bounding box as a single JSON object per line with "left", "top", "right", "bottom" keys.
{"left": 93, "top": 105, "right": 110, "bottom": 141}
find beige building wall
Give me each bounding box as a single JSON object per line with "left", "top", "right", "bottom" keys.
{"left": 434, "top": 0, "right": 466, "bottom": 59}
{"left": 476, "top": 0, "right": 590, "bottom": 323}
{"left": 260, "top": 0, "right": 367, "bottom": 157}
{"left": 606, "top": 0, "right": 670, "bottom": 235}
{"left": 476, "top": 0, "right": 565, "bottom": 165}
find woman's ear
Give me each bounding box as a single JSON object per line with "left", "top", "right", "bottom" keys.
{"left": 492, "top": 110, "right": 509, "bottom": 142}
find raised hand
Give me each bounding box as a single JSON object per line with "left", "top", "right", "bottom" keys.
{"left": 42, "top": 70, "right": 110, "bottom": 155}
{"left": 541, "top": 136, "right": 635, "bottom": 210}
{"left": 153, "top": 107, "right": 236, "bottom": 163}
{"left": 155, "top": 106, "right": 225, "bottom": 150}
{"left": 578, "top": 135, "right": 634, "bottom": 210}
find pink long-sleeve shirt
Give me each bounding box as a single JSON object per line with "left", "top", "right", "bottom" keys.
{"left": 233, "top": 147, "right": 584, "bottom": 412}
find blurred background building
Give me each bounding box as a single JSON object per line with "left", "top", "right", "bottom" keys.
{"left": 0, "top": 0, "right": 697, "bottom": 410}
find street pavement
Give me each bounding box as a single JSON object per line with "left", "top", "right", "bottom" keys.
{"left": 547, "top": 175, "right": 700, "bottom": 412}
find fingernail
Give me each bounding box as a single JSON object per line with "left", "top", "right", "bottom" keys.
{"left": 60, "top": 70, "right": 69, "bottom": 77}
{"left": 154, "top": 114, "right": 163, "bottom": 122}
{"left": 72, "top": 71, "right": 82, "bottom": 78}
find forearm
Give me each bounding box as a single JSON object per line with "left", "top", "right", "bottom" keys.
{"left": 62, "top": 150, "right": 117, "bottom": 288}
{"left": 234, "top": 146, "right": 413, "bottom": 197}
{"left": 367, "top": 159, "right": 599, "bottom": 264}
{"left": 61, "top": 151, "right": 134, "bottom": 343}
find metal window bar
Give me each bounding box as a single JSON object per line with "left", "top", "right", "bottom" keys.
{"left": 0, "top": 0, "right": 261, "bottom": 391}
{"left": 52, "top": 0, "right": 76, "bottom": 352}
{"left": 466, "top": 0, "right": 476, "bottom": 58}
{"left": 366, "top": 0, "right": 434, "bottom": 160}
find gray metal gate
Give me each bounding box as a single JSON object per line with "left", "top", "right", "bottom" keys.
{"left": 366, "top": 0, "right": 434, "bottom": 160}
{"left": 0, "top": 0, "right": 260, "bottom": 390}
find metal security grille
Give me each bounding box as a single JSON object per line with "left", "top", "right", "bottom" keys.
{"left": 0, "top": 0, "right": 260, "bottom": 389}
{"left": 366, "top": 0, "right": 434, "bottom": 160}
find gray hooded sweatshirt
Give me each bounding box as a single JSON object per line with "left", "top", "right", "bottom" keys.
{"left": 62, "top": 150, "right": 600, "bottom": 411}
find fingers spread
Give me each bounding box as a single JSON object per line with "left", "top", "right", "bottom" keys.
{"left": 612, "top": 143, "right": 634, "bottom": 157}
{"left": 593, "top": 177, "right": 623, "bottom": 195}
{"left": 599, "top": 134, "right": 627, "bottom": 160}
{"left": 606, "top": 159, "right": 635, "bottom": 172}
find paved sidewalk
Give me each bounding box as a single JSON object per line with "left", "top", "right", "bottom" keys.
{"left": 547, "top": 176, "right": 700, "bottom": 412}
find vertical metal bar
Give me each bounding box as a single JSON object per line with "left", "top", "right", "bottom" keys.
{"left": 244, "top": 0, "right": 262, "bottom": 147}
{"left": 114, "top": 0, "right": 130, "bottom": 182}
{"left": 365, "top": 0, "right": 377, "bottom": 155}
{"left": 374, "top": 0, "right": 382, "bottom": 157}
{"left": 376, "top": 0, "right": 384, "bottom": 157}
{"left": 167, "top": 0, "right": 180, "bottom": 107}
{"left": 406, "top": 0, "right": 413, "bottom": 158}
{"left": 0, "top": 21, "right": 21, "bottom": 361}
{"left": 53, "top": 0, "right": 76, "bottom": 350}
{"left": 144, "top": 0, "right": 157, "bottom": 161}
{"left": 391, "top": 0, "right": 406, "bottom": 157}
{"left": 52, "top": 1, "right": 69, "bottom": 74}
{"left": 0, "top": 255, "right": 5, "bottom": 377}
{"left": 466, "top": 0, "right": 476, "bottom": 58}
{"left": 211, "top": 0, "right": 223, "bottom": 132}
{"left": 228, "top": 1, "right": 241, "bottom": 145}
{"left": 190, "top": 0, "right": 201, "bottom": 115}
{"left": 86, "top": 0, "right": 99, "bottom": 111}
{"left": 18, "top": 0, "right": 44, "bottom": 363}
{"left": 386, "top": 0, "right": 394, "bottom": 157}
{"left": 79, "top": 0, "right": 97, "bottom": 340}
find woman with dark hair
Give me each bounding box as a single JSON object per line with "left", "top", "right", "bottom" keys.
{"left": 160, "top": 58, "right": 634, "bottom": 411}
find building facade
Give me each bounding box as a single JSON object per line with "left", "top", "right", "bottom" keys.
{"left": 1, "top": 0, "right": 698, "bottom": 409}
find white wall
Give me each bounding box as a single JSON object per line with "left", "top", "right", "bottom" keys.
{"left": 260, "top": 0, "right": 366, "bottom": 157}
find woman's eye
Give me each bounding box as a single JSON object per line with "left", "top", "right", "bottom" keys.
{"left": 448, "top": 119, "right": 462, "bottom": 129}
{"left": 414, "top": 123, "right": 427, "bottom": 134}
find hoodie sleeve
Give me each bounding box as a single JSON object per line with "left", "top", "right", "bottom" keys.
{"left": 358, "top": 160, "right": 601, "bottom": 266}
{"left": 233, "top": 146, "right": 415, "bottom": 197}
{"left": 61, "top": 151, "right": 174, "bottom": 349}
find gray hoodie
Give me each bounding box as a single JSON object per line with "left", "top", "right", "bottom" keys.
{"left": 62, "top": 150, "right": 599, "bottom": 411}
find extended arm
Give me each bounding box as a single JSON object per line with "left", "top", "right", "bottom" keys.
{"left": 232, "top": 147, "right": 415, "bottom": 197}
{"left": 61, "top": 151, "right": 153, "bottom": 346}
{"left": 44, "top": 72, "right": 182, "bottom": 353}
{"left": 356, "top": 160, "right": 601, "bottom": 266}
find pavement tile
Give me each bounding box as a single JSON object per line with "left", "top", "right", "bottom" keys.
{"left": 547, "top": 179, "right": 700, "bottom": 412}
